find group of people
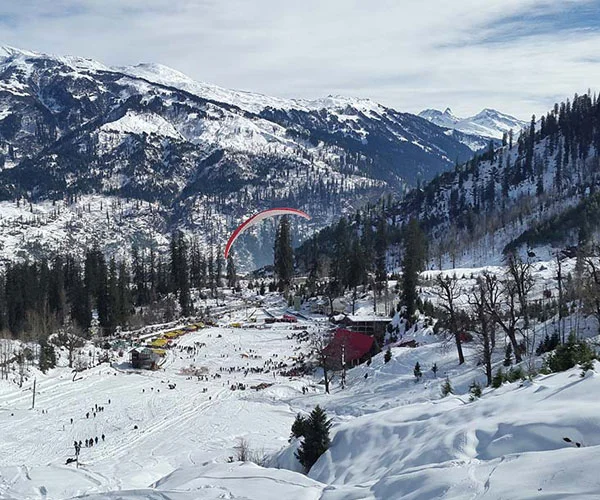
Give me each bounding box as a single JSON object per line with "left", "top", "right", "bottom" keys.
{"left": 73, "top": 434, "right": 105, "bottom": 453}
{"left": 69, "top": 399, "right": 112, "bottom": 462}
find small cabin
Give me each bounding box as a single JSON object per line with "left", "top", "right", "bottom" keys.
{"left": 335, "top": 314, "right": 391, "bottom": 344}
{"left": 130, "top": 347, "right": 160, "bottom": 370}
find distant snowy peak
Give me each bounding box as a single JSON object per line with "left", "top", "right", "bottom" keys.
{"left": 419, "top": 107, "right": 527, "bottom": 139}
{"left": 419, "top": 108, "right": 460, "bottom": 129}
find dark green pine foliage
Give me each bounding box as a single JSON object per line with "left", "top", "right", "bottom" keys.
{"left": 170, "top": 231, "right": 192, "bottom": 316}
{"left": 226, "top": 253, "right": 237, "bottom": 289}
{"left": 131, "top": 244, "right": 148, "bottom": 306}
{"left": 374, "top": 216, "right": 388, "bottom": 293}
{"left": 0, "top": 232, "right": 213, "bottom": 339}
{"left": 295, "top": 405, "right": 332, "bottom": 471}
{"left": 290, "top": 413, "right": 308, "bottom": 440}
{"left": 215, "top": 249, "right": 224, "bottom": 289}
{"left": 274, "top": 215, "right": 294, "bottom": 290}
{"left": 384, "top": 347, "right": 392, "bottom": 363}
{"left": 414, "top": 362, "right": 422, "bottom": 380}
{"left": 401, "top": 218, "right": 427, "bottom": 321}
{"left": 38, "top": 337, "right": 56, "bottom": 373}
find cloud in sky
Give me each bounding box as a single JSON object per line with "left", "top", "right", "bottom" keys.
{"left": 1, "top": 0, "right": 599, "bottom": 119}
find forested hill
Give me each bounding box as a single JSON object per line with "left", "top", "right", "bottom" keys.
{"left": 297, "top": 91, "right": 600, "bottom": 275}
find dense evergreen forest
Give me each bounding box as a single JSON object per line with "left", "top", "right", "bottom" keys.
{"left": 1, "top": 231, "right": 234, "bottom": 341}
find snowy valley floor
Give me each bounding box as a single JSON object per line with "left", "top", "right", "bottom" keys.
{"left": 1, "top": 302, "right": 600, "bottom": 499}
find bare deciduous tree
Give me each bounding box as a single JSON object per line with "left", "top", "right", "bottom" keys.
{"left": 469, "top": 277, "right": 496, "bottom": 386}
{"left": 55, "top": 322, "right": 86, "bottom": 369}
{"left": 311, "top": 330, "right": 332, "bottom": 394}
{"left": 506, "top": 253, "right": 534, "bottom": 330}
{"left": 480, "top": 271, "right": 523, "bottom": 363}
{"left": 433, "top": 274, "right": 465, "bottom": 364}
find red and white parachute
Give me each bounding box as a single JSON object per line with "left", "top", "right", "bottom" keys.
{"left": 224, "top": 208, "right": 311, "bottom": 259}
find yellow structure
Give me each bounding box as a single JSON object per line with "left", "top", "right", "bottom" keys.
{"left": 149, "top": 338, "right": 169, "bottom": 348}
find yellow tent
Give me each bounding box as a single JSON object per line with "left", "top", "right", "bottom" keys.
{"left": 150, "top": 338, "right": 169, "bottom": 347}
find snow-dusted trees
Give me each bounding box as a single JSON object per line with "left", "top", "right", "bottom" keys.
{"left": 0, "top": 331, "right": 12, "bottom": 380}
{"left": 580, "top": 247, "right": 600, "bottom": 333}
{"left": 55, "top": 323, "right": 86, "bottom": 369}
{"left": 506, "top": 253, "right": 534, "bottom": 330}
{"left": 433, "top": 274, "right": 465, "bottom": 365}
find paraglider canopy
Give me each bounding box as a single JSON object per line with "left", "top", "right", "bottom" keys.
{"left": 224, "top": 208, "right": 311, "bottom": 259}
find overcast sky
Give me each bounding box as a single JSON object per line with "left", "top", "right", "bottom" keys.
{"left": 1, "top": 0, "right": 599, "bottom": 119}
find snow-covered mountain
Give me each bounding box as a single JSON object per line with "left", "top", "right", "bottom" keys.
{"left": 419, "top": 107, "right": 527, "bottom": 140}
{"left": 0, "top": 46, "right": 476, "bottom": 267}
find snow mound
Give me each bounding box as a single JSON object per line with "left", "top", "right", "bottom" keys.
{"left": 308, "top": 367, "right": 600, "bottom": 499}
{"left": 75, "top": 462, "right": 323, "bottom": 500}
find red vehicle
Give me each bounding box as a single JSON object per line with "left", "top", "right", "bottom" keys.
{"left": 282, "top": 314, "right": 298, "bottom": 323}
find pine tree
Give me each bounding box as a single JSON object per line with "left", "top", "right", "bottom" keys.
{"left": 401, "top": 219, "right": 427, "bottom": 322}
{"left": 374, "top": 216, "right": 388, "bottom": 295}
{"left": 295, "top": 406, "right": 332, "bottom": 471}
{"left": 38, "top": 337, "right": 56, "bottom": 373}
{"left": 290, "top": 413, "right": 308, "bottom": 440}
{"left": 274, "top": 215, "right": 294, "bottom": 290}
{"left": 414, "top": 361, "right": 422, "bottom": 381}
{"left": 216, "top": 249, "right": 224, "bottom": 289}
{"left": 226, "top": 253, "right": 237, "bottom": 289}
{"left": 469, "top": 381, "right": 482, "bottom": 401}
{"left": 492, "top": 368, "right": 504, "bottom": 388}
{"left": 441, "top": 376, "right": 453, "bottom": 397}
{"left": 384, "top": 347, "right": 392, "bottom": 363}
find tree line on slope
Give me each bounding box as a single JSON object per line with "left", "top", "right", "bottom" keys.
{"left": 0, "top": 230, "right": 240, "bottom": 342}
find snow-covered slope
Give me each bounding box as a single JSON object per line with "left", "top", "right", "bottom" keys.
{"left": 1, "top": 267, "right": 600, "bottom": 499}
{"left": 419, "top": 107, "right": 527, "bottom": 140}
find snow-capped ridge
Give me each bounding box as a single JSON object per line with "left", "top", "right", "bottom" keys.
{"left": 419, "top": 106, "right": 527, "bottom": 139}
{"left": 0, "top": 45, "right": 110, "bottom": 73}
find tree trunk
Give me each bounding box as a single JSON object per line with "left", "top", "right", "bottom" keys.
{"left": 483, "top": 335, "right": 492, "bottom": 386}
{"left": 507, "top": 328, "right": 522, "bottom": 363}
{"left": 454, "top": 331, "right": 465, "bottom": 364}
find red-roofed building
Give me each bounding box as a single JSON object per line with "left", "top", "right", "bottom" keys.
{"left": 323, "top": 328, "right": 375, "bottom": 369}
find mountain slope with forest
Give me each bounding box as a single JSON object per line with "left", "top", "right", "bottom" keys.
{"left": 0, "top": 46, "right": 483, "bottom": 267}
{"left": 299, "top": 92, "right": 600, "bottom": 276}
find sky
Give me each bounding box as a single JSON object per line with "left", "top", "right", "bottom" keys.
{"left": 1, "top": 0, "right": 600, "bottom": 119}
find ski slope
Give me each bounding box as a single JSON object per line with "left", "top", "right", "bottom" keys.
{"left": 0, "top": 309, "right": 320, "bottom": 499}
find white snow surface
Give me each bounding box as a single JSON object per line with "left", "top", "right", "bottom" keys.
{"left": 100, "top": 111, "right": 182, "bottom": 139}
{"left": 1, "top": 273, "right": 600, "bottom": 499}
